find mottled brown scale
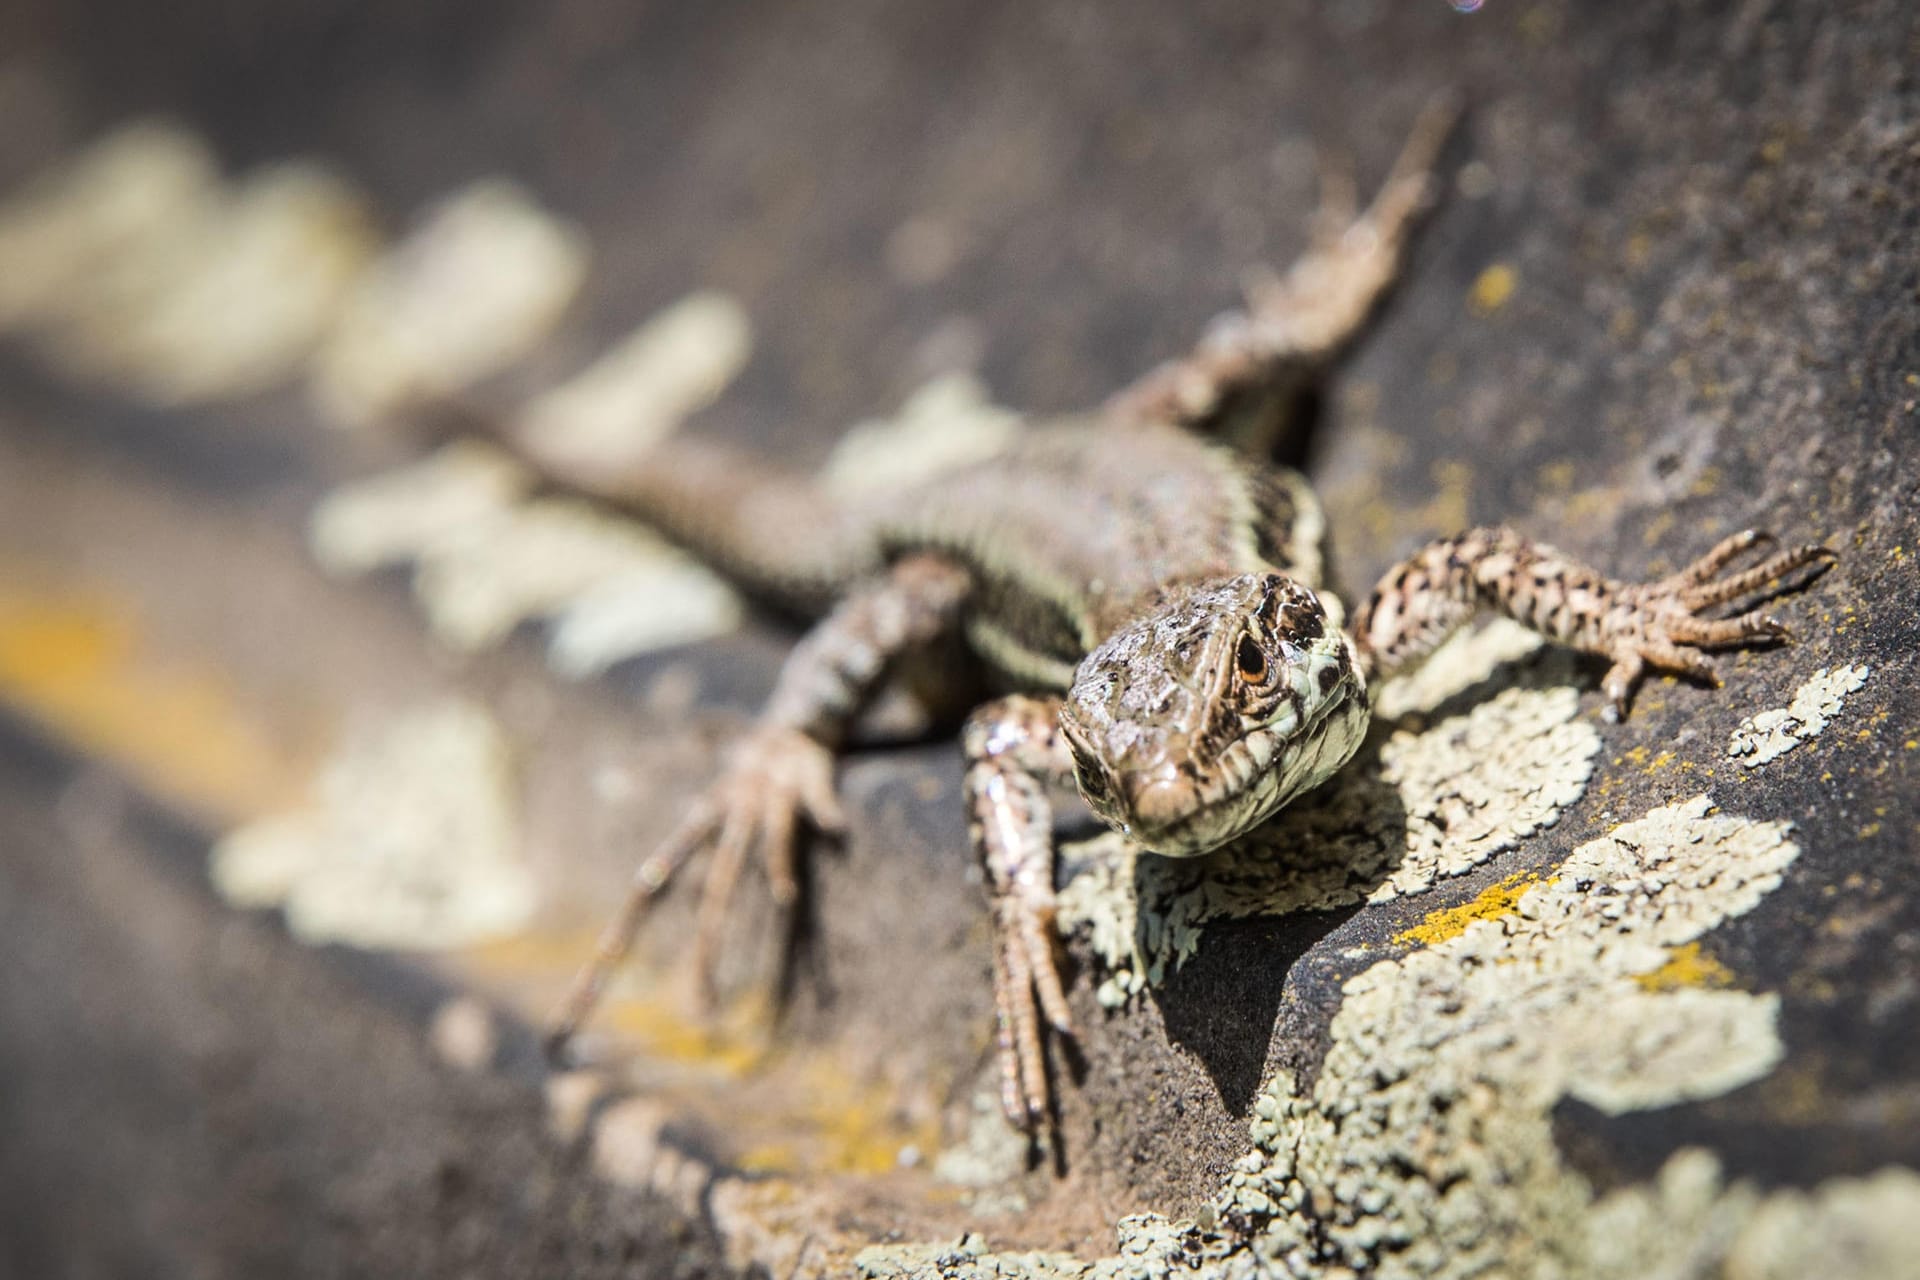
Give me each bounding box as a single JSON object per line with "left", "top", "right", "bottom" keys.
{"left": 874, "top": 421, "right": 1300, "bottom": 676}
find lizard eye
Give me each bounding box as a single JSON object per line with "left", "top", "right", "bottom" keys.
{"left": 1235, "top": 633, "right": 1269, "bottom": 685}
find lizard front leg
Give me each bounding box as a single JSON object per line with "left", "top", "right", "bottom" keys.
{"left": 546, "top": 551, "right": 971, "bottom": 1058}
{"left": 1106, "top": 97, "right": 1456, "bottom": 453}
{"left": 1353, "top": 526, "right": 1836, "bottom": 719}
{"left": 963, "top": 694, "right": 1077, "bottom": 1131}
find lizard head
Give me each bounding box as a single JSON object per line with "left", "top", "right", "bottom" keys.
{"left": 1058, "top": 573, "right": 1369, "bottom": 857}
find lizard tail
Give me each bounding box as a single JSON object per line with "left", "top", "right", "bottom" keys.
{"left": 405, "top": 395, "right": 880, "bottom": 616}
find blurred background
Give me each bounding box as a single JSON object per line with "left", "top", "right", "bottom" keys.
{"left": 0, "top": 2, "right": 1917, "bottom": 1277}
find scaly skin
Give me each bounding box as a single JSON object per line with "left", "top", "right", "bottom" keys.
{"left": 501, "top": 103, "right": 1837, "bottom": 1139}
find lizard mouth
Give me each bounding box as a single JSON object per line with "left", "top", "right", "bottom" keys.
{"left": 1124, "top": 682, "right": 1365, "bottom": 857}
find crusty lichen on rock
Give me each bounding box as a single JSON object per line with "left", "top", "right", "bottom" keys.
{"left": 862, "top": 625, "right": 1891, "bottom": 1279}
{"left": 1726, "top": 663, "right": 1870, "bottom": 768}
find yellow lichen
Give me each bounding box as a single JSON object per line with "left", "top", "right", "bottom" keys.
{"left": 1633, "top": 940, "right": 1736, "bottom": 992}
{"left": 785, "top": 1061, "right": 944, "bottom": 1177}
{"left": 598, "top": 993, "right": 770, "bottom": 1079}
{"left": 1395, "top": 871, "right": 1540, "bottom": 947}
{"left": 1468, "top": 262, "right": 1518, "bottom": 314}
{"left": 0, "top": 575, "right": 306, "bottom": 821}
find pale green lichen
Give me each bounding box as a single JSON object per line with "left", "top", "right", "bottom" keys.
{"left": 854, "top": 1233, "right": 1086, "bottom": 1279}
{"left": 311, "top": 178, "right": 588, "bottom": 428}
{"left": 311, "top": 451, "right": 743, "bottom": 664}
{"left": 1586, "top": 1149, "right": 1920, "bottom": 1280}
{"left": 211, "top": 699, "right": 534, "bottom": 949}
{"left": 820, "top": 371, "right": 1023, "bottom": 499}
{"left": 1058, "top": 669, "right": 1599, "bottom": 1004}
{"left": 852, "top": 1215, "right": 1249, "bottom": 1280}
{"left": 931, "top": 1085, "right": 1036, "bottom": 1216}
{"left": 866, "top": 794, "right": 1852, "bottom": 1280}
{"left": 1726, "top": 662, "right": 1871, "bottom": 767}
{"left": 412, "top": 497, "right": 733, "bottom": 653}
{"left": 1370, "top": 616, "right": 1544, "bottom": 722}
{"left": 0, "top": 119, "right": 377, "bottom": 405}
{"left": 516, "top": 290, "right": 753, "bottom": 468}
{"left": 0, "top": 120, "right": 221, "bottom": 331}
{"left": 544, "top": 558, "right": 746, "bottom": 677}
{"left": 1210, "top": 795, "right": 1800, "bottom": 1277}
{"left": 309, "top": 441, "right": 533, "bottom": 576}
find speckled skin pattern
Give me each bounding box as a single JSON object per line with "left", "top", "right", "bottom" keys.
{"left": 532, "top": 106, "right": 1833, "bottom": 1132}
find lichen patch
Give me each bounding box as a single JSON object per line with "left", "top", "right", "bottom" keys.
{"left": 1727, "top": 662, "right": 1870, "bottom": 767}
{"left": 517, "top": 290, "right": 752, "bottom": 469}
{"left": 870, "top": 794, "right": 1828, "bottom": 1279}
{"left": 309, "top": 441, "right": 533, "bottom": 576}
{"left": 210, "top": 699, "right": 535, "bottom": 949}
{"left": 1586, "top": 1149, "right": 1920, "bottom": 1280}
{"left": 0, "top": 120, "right": 221, "bottom": 331}
{"left": 1370, "top": 616, "right": 1544, "bottom": 722}
{"left": 311, "top": 452, "right": 743, "bottom": 665}
{"left": 820, "top": 372, "right": 1023, "bottom": 499}
{"left": 311, "top": 179, "right": 588, "bottom": 428}
{"left": 0, "top": 119, "right": 378, "bottom": 405}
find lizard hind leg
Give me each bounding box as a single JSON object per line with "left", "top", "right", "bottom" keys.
{"left": 1104, "top": 94, "right": 1460, "bottom": 448}
{"left": 963, "top": 694, "right": 1079, "bottom": 1132}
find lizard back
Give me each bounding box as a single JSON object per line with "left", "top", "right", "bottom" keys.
{"left": 876, "top": 421, "right": 1328, "bottom": 689}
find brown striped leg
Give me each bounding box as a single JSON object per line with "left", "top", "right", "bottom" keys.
{"left": 1352, "top": 526, "right": 1836, "bottom": 720}
{"left": 545, "top": 553, "right": 971, "bottom": 1060}
{"left": 1104, "top": 96, "right": 1457, "bottom": 450}
{"left": 963, "top": 694, "right": 1078, "bottom": 1131}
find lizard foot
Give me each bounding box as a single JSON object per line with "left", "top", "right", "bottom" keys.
{"left": 545, "top": 722, "right": 842, "bottom": 1060}
{"left": 962, "top": 693, "right": 1077, "bottom": 1133}
{"left": 1600, "top": 530, "right": 1836, "bottom": 720}
{"left": 1238, "top": 92, "right": 1459, "bottom": 354}
{"left": 1102, "top": 96, "right": 1458, "bottom": 436}
{"left": 685, "top": 723, "right": 845, "bottom": 1006}
{"left": 989, "top": 871, "right": 1075, "bottom": 1132}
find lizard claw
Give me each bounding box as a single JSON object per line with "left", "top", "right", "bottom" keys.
{"left": 686, "top": 724, "right": 842, "bottom": 1008}
{"left": 1601, "top": 531, "right": 1835, "bottom": 718}
{"left": 962, "top": 694, "right": 1078, "bottom": 1134}
{"left": 545, "top": 722, "right": 841, "bottom": 1056}
{"left": 990, "top": 878, "right": 1075, "bottom": 1131}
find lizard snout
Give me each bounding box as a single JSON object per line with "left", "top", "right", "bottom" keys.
{"left": 1123, "top": 764, "right": 1197, "bottom": 831}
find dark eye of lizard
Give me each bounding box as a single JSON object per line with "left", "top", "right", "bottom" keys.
{"left": 1235, "top": 633, "right": 1268, "bottom": 685}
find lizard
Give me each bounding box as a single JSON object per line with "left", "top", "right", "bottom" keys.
{"left": 452, "top": 105, "right": 1834, "bottom": 1133}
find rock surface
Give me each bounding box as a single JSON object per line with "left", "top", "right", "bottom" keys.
{"left": 0, "top": 0, "right": 1916, "bottom": 1275}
